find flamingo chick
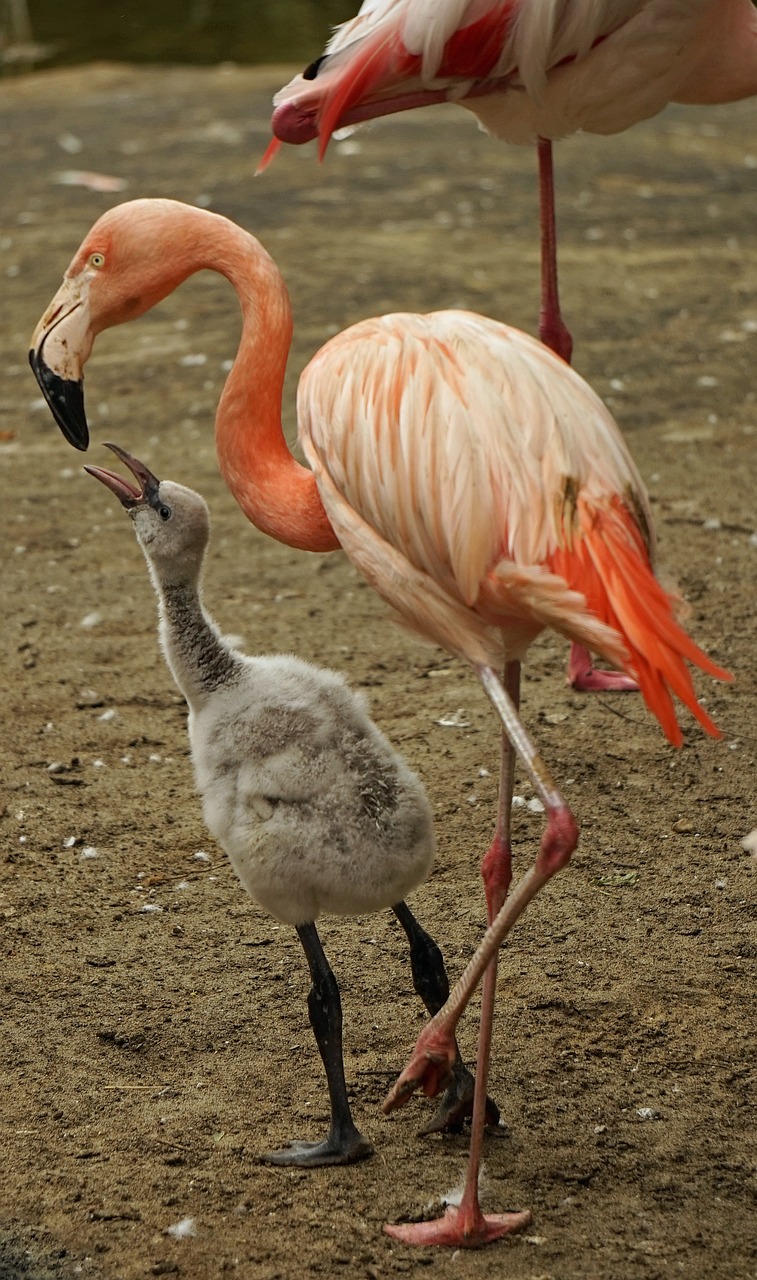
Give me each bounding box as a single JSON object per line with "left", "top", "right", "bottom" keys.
{"left": 84, "top": 442, "right": 485, "bottom": 1166}
{"left": 30, "top": 200, "right": 731, "bottom": 1244}
{"left": 266, "top": 0, "right": 757, "bottom": 363}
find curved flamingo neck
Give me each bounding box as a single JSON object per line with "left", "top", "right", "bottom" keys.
{"left": 176, "top": 209, "right": 339, "bottom": 553}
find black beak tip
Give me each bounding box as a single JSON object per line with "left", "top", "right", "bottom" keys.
{"left": 29, "top": 347, "right": 90, "bottom": 451}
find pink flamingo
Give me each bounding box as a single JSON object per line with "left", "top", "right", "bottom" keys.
{"left": 29, "top": 198, "right": 730, "bottom": 1247}
{"left": 264, "top": 0, "right": 757, "bottom": 695}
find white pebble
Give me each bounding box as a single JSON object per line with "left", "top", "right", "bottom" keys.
{"left": 166, "top": 1216, "right": 197, "bottom": 1239}
{"left": 527, "top": 797, "right": 545, "bottom": 814}
{"left": 511, "top": 795, "right": 526, "bottom": 808}
{"left": 63, "top": 836, "right": 77, "bottom": 848}
{"left": 80, "top": 847, "right": 99, "bottom": 860}
{"left": 742, "top": 829, "right": 757, "bottom": 855}
{"left": 80, "top": 611, "right": 103, "bottom": 629}
{"left": 180, "top": 353, "right": 207, "bottom": 367}
{"left": 98, "top": 709, "right": 117, "bottom": 722}
{"left": 435, "top": 709, "right": 470, "bottom": 728}
{"left": 57, "top": 132, "right": 83, "bottom": 153}
{"left": 141, "top": 903, "right": 163, "bottom": 914}
{"left": 636, "top": 1107, "right": 660, "bottom": 1121}
{"left": 194, "top": 850, "right": 211, "bottom": 863}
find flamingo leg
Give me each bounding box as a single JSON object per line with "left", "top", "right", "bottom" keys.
{"left": 262, "top": 921, "right": 373, "bottom": 1167}
{"left": 392, "top": 901, "right": 500, "bottom": 1134}
{"left": 384, "top": 662, "right": 578, "bottom": 1246}
{"left": 537, "top": 137, "right": 573, "bottom": 365}
{"left": 535, "top": 139, "right": 640, "bottom": 694}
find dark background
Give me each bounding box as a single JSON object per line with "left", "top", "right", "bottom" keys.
{"left": 6, "top": 0, "right": 358, "bottom": 69}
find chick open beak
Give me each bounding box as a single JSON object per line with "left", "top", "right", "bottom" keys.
{"left": 84, "top": 442, "right": 161, "bottom": 509}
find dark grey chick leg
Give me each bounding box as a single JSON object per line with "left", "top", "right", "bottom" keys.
{"left": 262, "top": 921, "right": 373, "bottom": 1167}
{"left": 392, "top": 901, "right": 501, "bottom": 1134}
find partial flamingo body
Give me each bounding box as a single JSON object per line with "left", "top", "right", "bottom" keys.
{"left": 268, "top": 0, "right": 757, "bottom": 157}
{"left": 30, "top": 199, "right": 730, "bottom": 1245}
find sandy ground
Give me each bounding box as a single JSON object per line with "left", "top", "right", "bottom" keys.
{"left": 0, "top": 63, "right": 756, "bottom": 1280}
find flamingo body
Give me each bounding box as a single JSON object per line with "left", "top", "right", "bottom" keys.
{"left": 299, "top": 308, "right": 723, "bottom": 745}
{"left": 269, "top": 0, "right": 757, "bottom": 157}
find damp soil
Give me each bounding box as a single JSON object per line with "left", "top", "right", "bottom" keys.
{"left": 0, "top": 64, "right": 756, "bottom": 1280}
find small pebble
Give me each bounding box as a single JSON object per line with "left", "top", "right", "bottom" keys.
{"left": 166, "top": 1215, "right": 196, "bottom": 1239}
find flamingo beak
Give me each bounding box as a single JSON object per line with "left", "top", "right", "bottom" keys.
{"left": 84, "top": 442, "right": 161, "bottom": 510}
{"left": 29, "top": 274, "right": 93, "bottom": 451}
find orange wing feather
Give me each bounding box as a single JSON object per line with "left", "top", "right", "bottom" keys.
{"left": 546, "top": 496, "right": 731, "bottom": 746}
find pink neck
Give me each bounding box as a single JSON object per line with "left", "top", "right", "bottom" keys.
{"left": 184, "top": 212, "right": 338, "bottom": 553}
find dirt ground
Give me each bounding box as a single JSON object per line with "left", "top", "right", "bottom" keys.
{"left": 1, "top": 63, "right": 756, "bottom": 1280}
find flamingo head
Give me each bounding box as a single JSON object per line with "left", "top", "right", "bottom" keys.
{"left": 85, "top": 441, "right": 210, "bottom": 579}
{"left": 29, "top": 199, "right": 200, "bottom": 450}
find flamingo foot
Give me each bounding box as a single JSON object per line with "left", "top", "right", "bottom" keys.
{"left": 261, "top": 1132, "right": 374, "bottom": 1167}
{"left": 418, "top": 1059, "right": 501, "bottom": 1135}
{"left": 384, "top": 1203, "right": 531, "bottom": 1248}
{"left": 383, "top": 1024, "right": 457, "bottom": 1114}
{"left": 568, "top": 642, "right": 638, "bottom": 693}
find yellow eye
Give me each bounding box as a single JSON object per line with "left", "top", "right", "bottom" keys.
{"left": 89, "top": 252, "right": 105, "bottom": 269}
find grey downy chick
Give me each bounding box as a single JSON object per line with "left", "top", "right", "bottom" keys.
{"left": 86, "top": 443, "right": 498, "bottom": 1165}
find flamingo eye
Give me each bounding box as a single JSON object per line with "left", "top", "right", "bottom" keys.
{"left": 89, "top": 252, "right": 105, "bottom": 269}
{"left": 158, "top": 504, "right": 172, "bottom": 521}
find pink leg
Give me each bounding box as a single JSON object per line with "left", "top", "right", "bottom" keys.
{"left": 537, "top": 137, "right": 573, "bottom": 365}
{"left": 384, "top": 662, "right": 576, "bottom": 1247}
{"left": 479, "top": 661, "right": 519, "bottom": 917}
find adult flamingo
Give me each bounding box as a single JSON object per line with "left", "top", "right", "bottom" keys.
{"left": 29, "top": 198, "right": 730, "bottom": 1247}
{"left": 263, "top": 0, "right": 757, "bottom": 693}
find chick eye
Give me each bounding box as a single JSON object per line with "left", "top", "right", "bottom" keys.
{"left": 158, "top": 504, "right": 172, "bottom": 521}
{"left": 89, "top": 252, "right": 105, "bottom": 269}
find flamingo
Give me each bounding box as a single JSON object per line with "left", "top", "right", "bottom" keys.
{"left": 84, "top": 442, "right": 471, "bottom": 1166}
{"left": 263, "top": 0, "right": 757, "bottom": 696}
{"left": 29, "top": 198, "right": 730, "bottom": 1246}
